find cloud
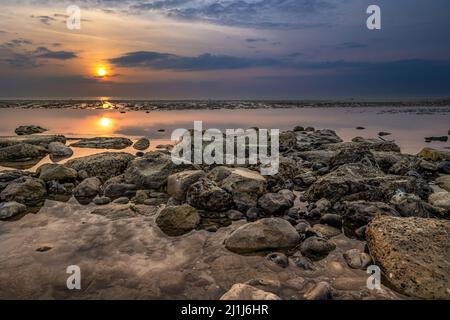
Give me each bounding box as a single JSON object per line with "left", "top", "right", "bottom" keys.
{"left": 1, "top": 45, "right": 78, "bottom": 68}
{"left": 110, "top": 51, "right": 280, "bottom": 71}
{"left": 245, "top": 38, "right": 268, "bottom": 43}
{"left": 31, "top": 15, "right": 56, "bottom": 25}
{"left": 336, "top": 42, "right": 368, "bottom": 50}
{"left": 34, "top": 47, "right": 77, "bottom": 60}
{"left": 2, "top": 38, "right": 33, "bottom": 48}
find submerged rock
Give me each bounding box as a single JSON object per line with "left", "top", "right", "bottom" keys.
{"left": 366, "top": 216, "right": 450, "bottom": 299}
{"left": 303, "top": 281, "right": 332, "bottom": 300}
{"left": 15, "top": 125, "right": 48, "bottom": 136}
{"left": 91, "top": 204, "right": 140, "bottom": 220}
{"left": 220, "top": 284, "right": 281, "bottom": 300}
{"left": 66, "top": 152, "right": 134, "bottom": 182}
{"left": 156, "top": 204, "right": 200, "bottom": 236}
{"left": 225, "top": 218, "right": 300, "bottom": 254}
{"left": 343, "top": 249, "right": 372, "bottom": 269}
{"left": 70, "top": 137, "right": 133, "bottom": 149}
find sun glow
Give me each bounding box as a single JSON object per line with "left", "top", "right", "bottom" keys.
{"left": 96, "top": 67, "right": 107, "bottom": 77}
{"left": 99, "top": 117, "right": 111, "bottom": 128}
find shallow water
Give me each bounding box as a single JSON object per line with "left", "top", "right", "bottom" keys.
{"left": 0, "top": 106, "right": 449, "bottom": 171}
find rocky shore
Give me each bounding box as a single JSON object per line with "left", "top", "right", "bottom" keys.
{"left": 0, "top": 124, "right": 449, "bottom": 300}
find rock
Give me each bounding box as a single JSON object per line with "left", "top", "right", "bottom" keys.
{"left": 35, "top": 245, "right": 52, "bottom": 252}
{"left": 136, "top": 152, "right": 144, "bottom": 157}
{"left": 48, "top": 142, "right": 73, "bottom": 159}
{"left": 66, "top": 152, "right": 134, "bottom": 182}
{"left": 156, "top": 204, "right": 200, "bottom": 236}
{"left": 300, "top": 236, "right": 336, "bottom": 260}
{"left": 310, "top": 224, "right": 341, "bottom": 239}
{"left": 93, "top": 196, "right": 111, "bottom": 205}
{"left": 341, "top": 200, "right": 399, "bottom": 237}
{"left": 132, "top": 190, "right": 148, "bottom": 204}
{"left": 125, "top": 151, "right": 191, "bottom": 190}
{"left": 73, "top": 177, "right": 102, "bottom": 204}
{"left": 0, "top": 170, "right": 30, "bottom": 192}
{"left": 293, "top": 126, "right": 304, "bottom": 132}
{"left": 418, "top": 148, "right": 450, "bottom": 161}
{"left": 305, "top": 163, "right": 432, "bottom": 203}
{"left": 133, "top": 138, "right": 150, "bottom": 151}
{"left": 37, "top": 163, "right": 77, "bottom": 182}
{"left": 343, "top": 249, "right": 372, "bottom": 269}
{"left": 15, "top": 125, "right": 48, "bottom": 135}
{"left": 391, "top": 191, "right": 446, "bottom": 218}
{"left": 91, "top": 204, "right": 140, "bottom": 220}
{"left": 437, "top": 162, "right": 450, "bottom": 174}
{"left": 103, "top": 183, "right": 137, "bottom": 200}
{"left": 186, "top": 178, "right": 233, "bottom": 212}
{"left": 429, "top": 192, "right": 450, "bottom": 211}
{"left": 208, "top": 167, "right": 267, "bottom": 209}
{"left": 167, "top": 170, "right": 206, "bottom": 201}
{"left": 295, "top": 129, "right": 343, "bottom": 147}
{"left": 356, "top": 126, "right": 365, "bottom": 130}
{"left": 70, "top": 137, "right": 133, "bottom": 149}
{"left": 320, "top": 214, "right": 342, "bottom": 229}
{"left": 0, "top": 177, "right": 47, "bottom": 207}
{"left": 220, "top": 284, "right": 281, "bottom": 300}
{"left": 0, "top": 143, "right": 48, "bottom": 163}
{"left": 226, "top": 209, "right": 243, "bottom": 221}
{"left": 291, "top": 253, "right": 314, "bottom": 271}
{"left": 0, "top": 201, "right": 27, "bottom": 220}
{"left": 257, "top": 190, "right": 294, "bottom": 215}
{"left": 266, "top": 252, "right": 289, "bottom": 268}
{"left": 225, "top": 218, "right": 300, "bottom": 254}
{"left": 425, "top": 136, "right": 448, "bottom": 143}
{"left": 329, "top": 145, "right": 377, "bottom": 168}
{"left": 378, "top": 132, "right": 391, "bottom": 137}
{"left": 366, "top": 216, "right": 450, "bottom": 299}
{"left": 245, "top": 207, "right": 261, "bottom": 221}
{"left": 436, "top": 175, "right": 450, "bottom": 191}
{"left": 303, "top": 282, "right": 332, "bottom": 300}
{"left": 113, "top": 197, "right": 130, "bottom": 204}
{"left": 0, "top": 135, "right": 66, "bottom": 148}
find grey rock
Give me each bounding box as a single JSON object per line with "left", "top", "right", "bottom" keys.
{"left": 93, "top": 196, "right": 111, "bottom": 205}
{"left": 300, "top": 236, "right": 336, "bottom": 260}
{"left": 257, "top": 190, "right": 294, "bottom": 215}
{"left": 37, "top": 163, "right": 77, "bottom": 182}
{"left": 48, "top": 142, "right": 73, "bottom": 159}
{"left": 15, "top": 125, "right": 48, "bottom": 135}
{"left": 167, "top": 170, "right": 206, "bottom": 201}
{"left": 113, "top": 197, "right": 130, "bottom": 204}
{"left": 70, "top": 137, "right": 133, "bottom": 149}
{"left": 266, "top": 252, "right": 289, "bottom": 268}
{"left": 0, "top": 201, "right": 27, "bottom": 220}
{"left": 103, "top": 183, "right": 136, "bottom": 200}
{"left": 156, "top": 204, "right": 200, "bottom": 236}
{"left": 133, "top": 138, "right": 150, "bottom": 150}
{"left": 73, "top": 177, "right": 102, "bottom": 204}
{"left": 0, "top": 177, "right": 47, "bottom": 207}
{"left": 186, "top": 178, "right": 233, "bottom": 212}
{"left": 320, "top": 214, "right": 342, "bottom": 229}
{"left": 0, "top": 143, "right": 48, "bottom": 163}
{"left": 343, "top": 249, "right": 372, "bottom": 269}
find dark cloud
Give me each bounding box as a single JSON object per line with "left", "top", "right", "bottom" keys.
{"left": 31, "top": 15, "right": 56, "bottom": 25}
{"left": 245, "top": 38, "right": 268, "bottom": 43}
{"left": 1, "top": 45, "right": 78, "bottom": 68}
{"left": 110, "top": 51, "right": 280, "bottom": 71}
{"left": 336, "top": 42, "right": 368, "bottom": 50}
{"left": 34, "top": 47, "right": 77, "bottom": 60}
{"left": 2, "top": 38, "right": 33, "bottom": 48}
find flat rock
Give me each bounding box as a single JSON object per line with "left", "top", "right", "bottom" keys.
{"left": 366, "top": 216, "right": 450, "bottom": 299}
{"left": 91, "top": 204, "right": 140, "bottom": 220}
{"left": 70, "top": 137, "right": 133, "bottom": 150}
{"left": 225, "top": 218, "right": 300, "bottom": 254}
{"left": 0, "top": 143, "right": 48, "bottom": 163}
{"left": 15, "top": 125, "right": 48, "bottom": 136}
{"left": 0, "top": 135, "right": 66, "bottom": 148}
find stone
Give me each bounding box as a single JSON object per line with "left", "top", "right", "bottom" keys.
{"left": 103, "top": 183, "right": 137, "bottom": 200}
{"left": 0, "top": 201, "right": 27, "bottom": 220}
{"left": 303, "top": 282, "right": 332, "bottom": 300}
{"left": 310, "top": 224, "right": 341, "bottom": 239}
{"left": 133, "top": 138, "right": 150, "bottom": 151}
{"left": 378, "top": 132, "right": 391, "bottom": 137}
{"left": 225, "top": 218, "right": 300, "bottom": 254}
{"left": 295, "top": 129, "right": 343, "bottom": 147}
{"left": 293, "top": 126, "right": 304, "bottom": 132}
{"left": 186, "top": 178, "right": 233, "bottom": 212}
{"left": 208, "top": 167, "right": 267, "bottom": 209}
{"left": 435, "top": 175, "right": 450, "bottom": 191}
{"left": 156, "top": 204, "right": 200, "bottom": 236}
{"left": 37, "top": 163, "right": 77, "bottom": 182}
{"left": 291, "top": 253, "right": 314, "bottom": 271}
{"left": 320, "top": 214, "right": 342, "bottom": 229}
{"left": 343, "top": 249, "right": 372, "bottom": 269}
{"left": 0, "top": 177, "right": 47, "bottom": 207}
{"left": 220, "top": 284, "right": 281, "bottom": 300}
{"left": 70, "top": 137, "right": 133, "bottom": 149}
{"left": 429, "top": 192, "right": 450, "bottom": 211}
{"left": 93, "top": 196, "right": 111, "bottom": 205}
{"left": 66, "top": 152, "right": 134, "bottom": 182}
{"left": 113, "top": 197, "right": 130, "bottom": 204}
{"left": 167, "top": 170, "right": 206, "bottom": 201}
{"left": 48, "top": 142, "right": 73, "bottom": 159}
{"left": 437, "top": 162, "right": 450, "bottom": 174}
{"left": 418, "top": 148, "right": 450, "bottom": 161}
{"left": 91, "top": 204, "right": 140, "bottom": 220}
{"left": 125, "top": 151, "right": 191, "bottom": 190}
{"left": 15, "top": 125, "right": 48, "bottom": 135}
{"left": 390, "top": 191, "right": 446, "bottom": 218}
{"left": 425, "top": 136, "right": 448, "bottom": 143}
{"left": 0, "top": 143, "right": 48, "bottom": 163}
{"left": 245, "top": 207, "right": 260, "bottom": 222}
{"left": 257, "top": 190, "right": 294, "bottom": 215}
{"left": 73, "top": 177, "right": 102, "bottom": 204}
{"left": 266, "top": 252, "right": 289, "bottom": 268}
{"left": 226, "top": 209, "right": 243, "bottom": 221}
{"left": 366, "top": 216, "right": 450, "bottom": 299}
{"left": 132, "top": 190, "right": 148, "bottom": 204}
{"left": 329, "top": 145, "right": 377, "bottom": 168}
{"left": 0, "top": 170, "right": 30, "bottom": 192}
{"left": 305, "top": 163, "right": 432, "bottom": 203}
{"left": 300, "top": 236, "right": 336, "bottom": 260}
{"left": 0, "top": 135, "right": 66, "bottom": 149}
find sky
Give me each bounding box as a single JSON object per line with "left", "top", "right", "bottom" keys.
{"left": 0, "top": 0, "right": 449, "bottom": 99}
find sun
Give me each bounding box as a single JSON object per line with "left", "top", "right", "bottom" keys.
{"left": 96, "top": 67, "right": 107, "bottom": 78}
{"left": 99, "top": 117, "right": 111, "bottom": 128}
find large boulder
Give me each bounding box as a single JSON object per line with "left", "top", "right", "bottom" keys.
{"left": 66, "top": 152, "right": 134, "bottom": 182}
{"left": 70, "top": 137, "right": 133, "bottom": 149}
{"left": 304, "top": 163, "right": 432, "bottom": 203}
{"left": 208, "top": 167, "right": 267, "bottom": 209}
{"left": 225, "top": 218, "right": 300, "bottom": 254}
{"left": 366, "top": 216, "right": 450, "bottom": 299}
{"left": 15, "top": 125, "right": 48, "bottom": 136}
{"left": 156, "top": 204, "right": 200, "bottom": 236}
{"left": 0, "top": 177, "right": 47, "bottom": 207}
{"left": 0, "top": 143, "right": 48, "bottom": 163}
{"left": 220, "top": 284, "right": 281, "bottom": 300}
{"left": 0, "top": 135, "right": 66, "bottom": 148}
{"left": 36, "top": 163, "right": 77, "bottom": 182}
{"left": 125, "top": 151, "right": 191, "bottom": 190}
{"left": 186, "top": 178, "right": 233, "bottom": 212}
{"left": 167, "top": 170, "right": 206, "bottom": 201}
{"left": 0, "top": 201, "right": 27, "bottom": 220}
{"left": 418, "top": 148, "right": 450, "bottom": 161}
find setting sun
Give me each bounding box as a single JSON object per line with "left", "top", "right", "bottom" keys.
{"left": 99, "top": 117, "right": 111, "bottom": 127}
{"left": 96, "top": 67, "right": 107, "bottom": 78}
